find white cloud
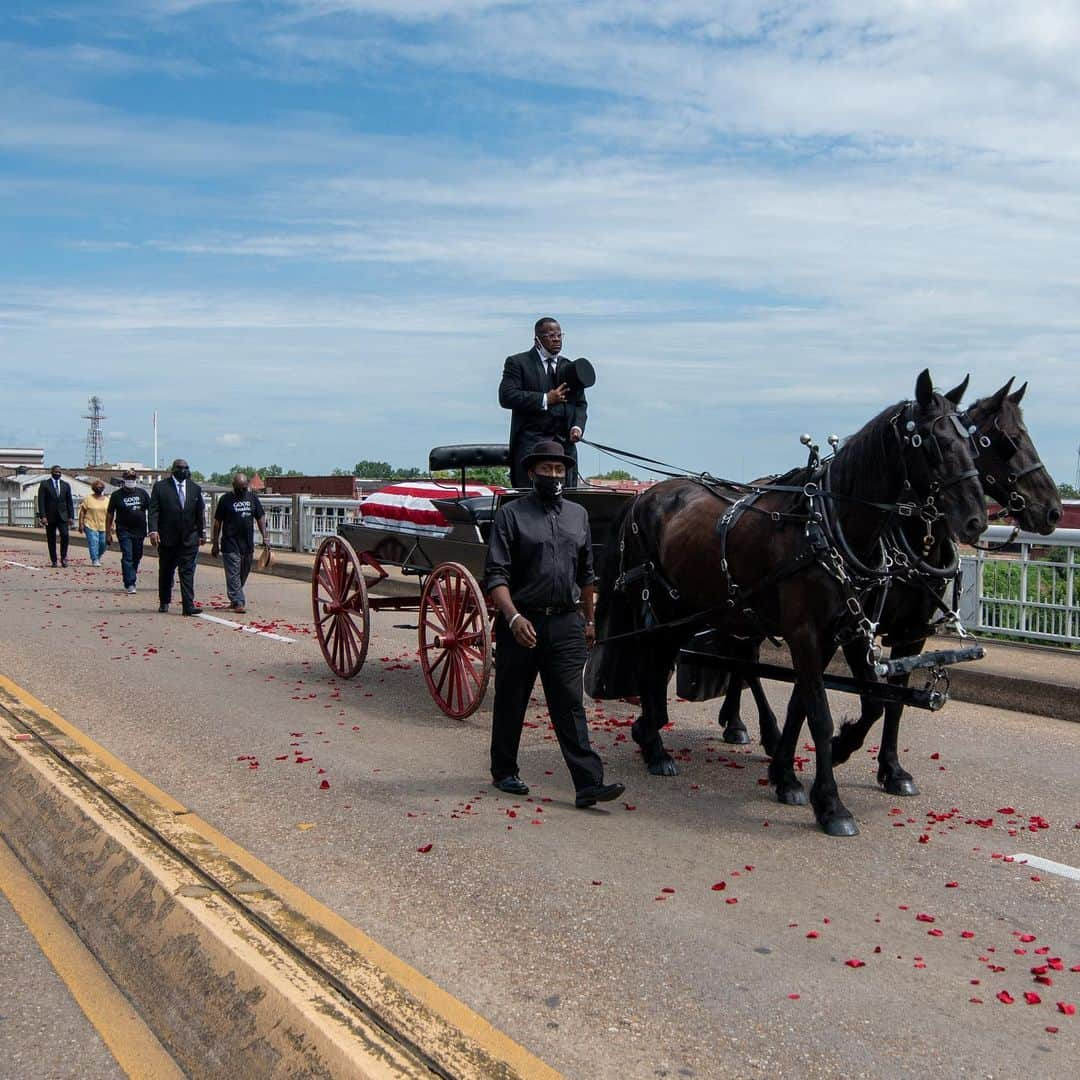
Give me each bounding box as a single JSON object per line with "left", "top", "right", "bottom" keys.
{"left": 216, "top": 432, "right": 245, "bottom": 446}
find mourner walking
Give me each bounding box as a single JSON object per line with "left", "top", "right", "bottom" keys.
{"left": 499, "top": 317, "right": 589, "bottom": 487}
{"left": 484, "top": 439, "right": 624, "bottom": 807}
{"left": 36, "top": 465, "right": 74, "bottom": 567}
{"left": 78, "top": 479, "right": 110, "bottom": 566}
{"left": 148, "top": 458, "right": 206, "bottom": 616}
{"left": 107, "top": 469, "right": 150, "bottom": 593}
{"left": 211, "top": 472, "right": 269, "bottom": 613}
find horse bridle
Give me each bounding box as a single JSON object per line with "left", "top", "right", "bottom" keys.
{"left": 963, "top": 411, "right": 1048, "bottom": 519}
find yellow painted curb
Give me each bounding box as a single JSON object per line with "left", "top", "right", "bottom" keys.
{"left": 0, "top": 675, "right": 562, "bottom": 1080}
{"left": 0, "top": 837, "right": 184, "bottom": 1080}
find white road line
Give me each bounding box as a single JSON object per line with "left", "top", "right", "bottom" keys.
{"left": 1010, "top": 853, "right": 1080, "bottom": 882}
{"left": 198, "top": 612, "right": 295, "bottom": 643}
{"left": 3, "top": 560, "right": 38, "bottom": 571}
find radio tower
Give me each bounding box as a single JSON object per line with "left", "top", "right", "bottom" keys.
{"left": 83, "top": 395, "right": 106, "bottom": 466}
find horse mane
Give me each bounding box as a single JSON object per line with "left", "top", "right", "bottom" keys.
{"left": 828, "top": 399, "right": 906, "bottom": 503}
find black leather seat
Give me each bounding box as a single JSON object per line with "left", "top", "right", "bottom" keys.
{"left": 428, "top": 444, "right": 510, "bottom": 471}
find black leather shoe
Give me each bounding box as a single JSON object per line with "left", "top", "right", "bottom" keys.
{"left": 492, "top": 776, "right": 529, "bottom": 795}
{"left": 575, "top": 782, "right": 626, "bottom": 808}
{"left": 158, "top": 603, "right": 169, "bottom": 613}
{"left": 182, "top": 606, "right": 204, "bottom": 616}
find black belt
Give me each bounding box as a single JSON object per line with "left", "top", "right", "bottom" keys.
{"left": 522, "top": 606, "right": 577, "bottom": 616}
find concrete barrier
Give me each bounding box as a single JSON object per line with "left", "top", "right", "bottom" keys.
{"left": 0, "top": 681, "right": 559, "bottom": 1079}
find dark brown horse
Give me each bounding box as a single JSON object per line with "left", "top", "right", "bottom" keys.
{"left": 586, "top": 370, "right": 987, "bottom": 836}
{"left": 716, "top": 378, "right": 1061, "bottom": 797}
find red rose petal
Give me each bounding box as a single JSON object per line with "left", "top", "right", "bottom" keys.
{"left": 806, "top": 931, "right": 820, "bottom": 939}
{"left": 711, "top": 882, "right": 727, "bottom": 891}
{"left": 661, "top": 887, "right": 675, "bottom": 894}
{"left": 996, "top": 991, "right": 1015, "bottom": 1005}
{"left": 1024, "top": 992, "right": 1042, "bottom": 1005}
{"left": 928, "top": 929, "right": 944, "bottom": 937}
{"left": 318, "top": 779, "right": 330, "bottom": 789}
{"left": 416, "top": 843, "right": 433, "bottom": 853}
{"left": 1057, "top": 1002, "right": 1077, "bottom": 1016}
{"left": 591, "top": 880, "right": 602, "bottom": 886}
{"left": 945, "top": 881, "right": 959, "bottom": 888}
{"left": 725, "top": 897, "right": 738, "bottom": 904}
{"left": 1019, "top": 933, "right": 1037, "bottom": 943}
{"left": 845, "top": 959, "right": 865, "bottom": 968}
{"left": 1045, "top": 1025, "right": 1059, "bottom": 1034}
{"left": 916, "top": 913, "right": 936, "bottom": 923}
{"left": 961, "top": 931, "right": 976, "bottom": 939}
{"left": 787, "top": 993, "right": 800, "bottom": 1000}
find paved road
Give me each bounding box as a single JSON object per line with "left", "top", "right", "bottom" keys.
{"left": 0, "top": 877, "right": 123, "bottom": 1080}
{"left": 1, "top": 535, "right": 1078, "bottom": 1079}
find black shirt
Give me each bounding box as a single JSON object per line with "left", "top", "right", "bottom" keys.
{"left": 107, "top": 487, "right": 150, "bottom": 536}
{"left": 484, "top": 493, "right": 594, "bottom": 610}
{"left": 214, "top": 491, "right": 265, "bottom": 554}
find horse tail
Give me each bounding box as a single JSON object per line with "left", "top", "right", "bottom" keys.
{"left": 585, "top": 494, "right": 647, "bottom": 698}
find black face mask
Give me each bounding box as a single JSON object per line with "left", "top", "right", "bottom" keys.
{"left": 533, "top": 475, "right": 564, "bottom": 503}
{"left": 173, "top": 466, "right": 191, "bottom": 481}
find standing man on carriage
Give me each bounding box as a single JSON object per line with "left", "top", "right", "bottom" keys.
{"left": 499, "top": 317, "right": 588, "bottom": 487}
{"left": 484, "top": 439, "right": 624, "bottom": 808}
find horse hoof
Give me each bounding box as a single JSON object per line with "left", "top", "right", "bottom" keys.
{"left": 722, "top": 726, "right": 750, "bottom": 745}
{"left": 648, "top": 758, "right": 680, "bottom": 777}
{"left": 821, "top": 816, "right": 859, "bottom": 837}
{"left": 882, "top": 776, "right": 920, "bottom": 797}
{"left": 776, "top": 785, "right": 807, "bottom": 806}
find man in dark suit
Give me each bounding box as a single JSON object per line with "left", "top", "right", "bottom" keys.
{"left": 36, "top": 465, "right": 75, "bottom": 567}
{"left": 499, "top": 317, "right": 587, "bottom": 487}
{"left": 148, "top": 458, "right": 206, "bottom": 615}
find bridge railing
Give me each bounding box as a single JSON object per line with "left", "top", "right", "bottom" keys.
{"left": 959, "top": 526, "right": 1080, "bottom": 646}
{"left": 4, "top": 494, "right": 362, "bottom": 553}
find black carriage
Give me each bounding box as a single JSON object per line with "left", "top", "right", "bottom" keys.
{"left": 311, "top": 444, "right": 633, "bottom": 718}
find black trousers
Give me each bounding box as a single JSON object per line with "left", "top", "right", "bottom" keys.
{"left": 158, "top": 542, "right": 199, "bottom": 611}
{"left": 45, "top": 521, "right": 70, "bottom": 564}
{"left": 490, "top": 611, "right": 603, "bottom": 791}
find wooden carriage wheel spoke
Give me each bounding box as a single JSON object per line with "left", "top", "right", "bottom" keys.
{"left": 312, "top": 536, "right": 369, "bottom": 679}
{"left": 418, "top": 563, "right": 492, "bottom": 720}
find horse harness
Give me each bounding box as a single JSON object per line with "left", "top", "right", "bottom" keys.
{"left": 610, "top": 402, "right": 981, "bottom": 657}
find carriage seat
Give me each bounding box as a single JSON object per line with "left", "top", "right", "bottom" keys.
{"left": 428, "top": 444, "right": 510, "bottom": 471}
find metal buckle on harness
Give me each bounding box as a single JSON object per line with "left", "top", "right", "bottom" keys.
{"left": 803, "top": 482, "right": 819, "bottom": 497}
{"left": 846, "top": 596, "right": 862, "bottom": 616}
{"left": 770, "top": 511, "right": 781, "bottom": 523}
{"left": 897, "top": 503, "right": 914, "bottom": 517}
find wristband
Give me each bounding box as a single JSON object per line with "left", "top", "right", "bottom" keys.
{"left": 508, "top": 612, "right": 522, "bottom": 630}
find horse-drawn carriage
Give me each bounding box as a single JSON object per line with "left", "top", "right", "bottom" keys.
{"left": 310, "top": 443, "right": 632, "bottom": 719}
{"left": 310, "top": 371, "right": 1060, "bottom": 835}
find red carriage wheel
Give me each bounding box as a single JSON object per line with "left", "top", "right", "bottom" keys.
{"left": 312, "top": 536, "right": 370, "bottom": 678}
{"left": 419, "top": 562, "right": 492, "bottom": 719}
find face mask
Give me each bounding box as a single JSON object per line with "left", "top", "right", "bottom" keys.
{"left": 123, "top": 479, "right": 136, "bottom": 489}
{"left": 93, "top": 488, "right": 104, "bottom": 497}
{"left": 51, "top": 472, "right": 61, "bottom": 480}
{"left": 533, "top": 475, "right": 564, "bottom": 502}
{"left": 173, "top": 466, "right": 190, "bottom": 481}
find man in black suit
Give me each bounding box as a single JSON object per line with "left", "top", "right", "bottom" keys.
{"left": 36, "top": 465, "right": 75, "bottom": 567}
{"left": 499, "top": 317, "right": 588, "bottom": 487}
{"left": 148, "top": 458, "right": 206, "bottom": 615}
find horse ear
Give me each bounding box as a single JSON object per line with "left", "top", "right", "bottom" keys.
{"left": 1008, "top": 380, "right": 1027, "bottom": 405}
{"left": 915, "top": 369, "right": 934, "bottom": 408}
{"left": 987, "top": 376, "right": 1015, "bottom": 410}
{"left": 944, "top": 374, "right": 969, "bottom": 405}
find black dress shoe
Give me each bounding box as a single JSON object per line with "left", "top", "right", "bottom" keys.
{"left": 158, "top": 603, "right": 169, "bottom": 613}
{"left": 182, "top": 606, "right": 204, "bottom": 616}
{"left": 575, "top": 782, "right": 626, "bottom": 808}
{"left": 492, "top": 775, "right": 529, "bottom": 795}
{"left": 61, "top": 559, "right": 68, "bottom": 567}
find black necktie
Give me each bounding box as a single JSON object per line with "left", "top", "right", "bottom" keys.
{"left": 546, "top": 359, "right": 556, "bottom": 388}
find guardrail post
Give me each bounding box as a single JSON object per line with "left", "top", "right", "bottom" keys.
{"left": 291, "top": 495, "right": 302, "bottom": 552}
{"left": 957, "top": 555, "right": 978, "bottom": 629}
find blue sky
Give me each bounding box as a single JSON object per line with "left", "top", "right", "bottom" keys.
{"left": 2, "top": 1, "right": 1078, "bottom": 482}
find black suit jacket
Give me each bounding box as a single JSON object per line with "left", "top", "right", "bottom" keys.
{"left": 149, "top": 478, "right": 206, "bottom": 547}
{"left": 37, "top": 478, "right": 74, "bottom": 524}
{"left": 499, "top": 348, "right": 588, "bottom": 482}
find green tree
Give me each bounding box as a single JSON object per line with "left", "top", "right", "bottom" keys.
{"left": 432, "top": 466, "right": 510, "bottom": 487}
{"left": 1057, "top": 481, "right": 1078, "bottom": 499}
{"left": 352, "top": 460, "right": 395, "bottom": 478}
{"left": 593, "top": 469, "right": 635, "bottom": 481}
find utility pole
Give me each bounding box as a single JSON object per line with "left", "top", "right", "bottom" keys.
{"left": 83, "top": 396, "right": 106, "bottom": 466}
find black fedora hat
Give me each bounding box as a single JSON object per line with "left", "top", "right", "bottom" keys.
{"left": 521, "top": 439, "right": 577, "bottom": 472}
{"left": 563, "top": 356, "right": 596, "bottom": 390}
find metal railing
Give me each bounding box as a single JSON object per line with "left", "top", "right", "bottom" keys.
{"left": 3, "top": 494, "right": 362, "bottom": 554}
{"left": 959, "top": 527, "right": 1080, "bottom": 646}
